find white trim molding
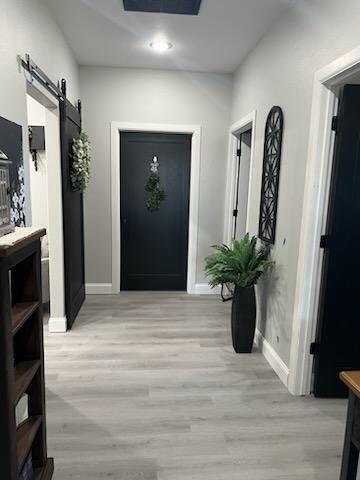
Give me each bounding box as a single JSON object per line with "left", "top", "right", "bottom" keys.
{"left": 111, "top": 122, "right": 201, "bottom": 295}
{"left": 288, "top": 45, "right": 360, "bottom": 395}
{"left": 224, "top": 111, "right": 257, "bottom": 244}
{"left": 48, "top": 316, "right": 67, "bottom": 333}
{"left": 255, "top": 330, "right": 289, "bottom": 388}
{"left": 86, "top": 283, "right": 113, "bottom": 295}
{"left": 194, "top": 283, "right": 221, "bottom": 295}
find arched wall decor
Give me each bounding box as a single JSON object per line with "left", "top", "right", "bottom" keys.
{"left": 258, "top": 106, "right": 284, "bottom": 244}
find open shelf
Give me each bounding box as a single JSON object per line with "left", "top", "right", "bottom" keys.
{"left": 1, "top": 229, "right": 52, "bottom": 479}
{"left": 17, "top": 416, "right": 42, "bottom": 472}
{"left": 12, "top": 302, "right": 40, "bottom": 335}
{"left": 14, "top": 360, "right": 41, "bottom": 404}
{"left": 34, "top": 458, "right": 54, "bottom": 480}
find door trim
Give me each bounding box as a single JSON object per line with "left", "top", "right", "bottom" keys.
{"left": 110, "top": 122, "right": 201, "bottom": 294}
{"left": 224, "top": 111, "right": 257, "bottom": 244}
{"left": 26, "top": 83, "right": 67, "bottom": 333}
{"left": 289, "top": 45, "right": 360, "bottom": 395}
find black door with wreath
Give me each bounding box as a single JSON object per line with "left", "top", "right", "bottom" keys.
{"left": 59, "top": 98, "right": 85, "bottom": 328}
{"left": 120, "top": 132, "right": 191, "bottom": 290}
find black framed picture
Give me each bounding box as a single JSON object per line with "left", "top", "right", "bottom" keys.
{"left": 0, "top": 116, "right": 25, "bottom": 227}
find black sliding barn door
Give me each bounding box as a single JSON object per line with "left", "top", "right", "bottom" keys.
{"left": 313, "top": 85, "right": 360, "bottom": 398}
{"left": 59, "top": 98, "right": 85, "bottom": 328}
{"left": 120, "top": 132, "right": 191, "bottom": 291}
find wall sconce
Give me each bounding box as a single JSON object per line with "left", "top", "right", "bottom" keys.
{"left": 28, "top": 126, "right": 45, "bottom": 171}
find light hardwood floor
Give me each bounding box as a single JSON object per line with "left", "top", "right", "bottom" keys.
{"left": 44, "top": 293, "right": 349, "bottom": 479}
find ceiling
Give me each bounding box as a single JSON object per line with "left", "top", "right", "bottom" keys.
{"left": 45, "top": 0, "right": 290, "bottom": 73}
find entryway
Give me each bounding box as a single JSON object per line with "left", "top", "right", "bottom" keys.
{"left": 231, "top": 130, "right": 252, "bottom": 240}
{"left": 312, "top": 84, "right": 360, "bottom": 398}
{"left": 25, "top": 84, "right": 67, "bottom": 333}
{"left": 224, "top": 112, "right": 256, "bottom": 245}
{"left": 111, "top": 122, "right": 201, "bottom": 294}
{"left": 289, "top": 46, "right": 360, "bottom": 397}
{"left": 120, "top": 131, "right": 191, "bottom": 291}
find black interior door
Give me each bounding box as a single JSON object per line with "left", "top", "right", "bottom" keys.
{"left": 59, "top": 98, "right": 85, "bottom": 328}
{"left": 313, "top": 85, "right": 360, "bottom": 398}
{"left": 120, "top": 132, "right": 191, "bottom": 290}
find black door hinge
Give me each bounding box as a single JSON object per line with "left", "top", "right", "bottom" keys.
{"left": 233, "top": 209, "right": 238, "bottom": 217}
{"left": 331, "top": 116, "right": 338, "bottom": 132}
{"left": 310, "top": 342, "right": 320, "bottom": 355}
{"left": 237, "top": 149, "right": 241, "bottom": 158}
{"left": 320, "top": 235, "right": 329, "bottom": 249}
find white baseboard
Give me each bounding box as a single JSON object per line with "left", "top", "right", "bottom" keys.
{"left": 48, "top": 316, "right": 67, "bottom": 333}
{"left": 86, "top": 283, "right": 113, "bottom": 294}
{"left": 255, "top": 329, "right": 289, "bottom": 388}
{"left": 193, "top": 283, "right": 221, "bottom": 295}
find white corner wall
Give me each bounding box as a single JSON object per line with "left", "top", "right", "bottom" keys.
{"left": 26, "top": 95, "right": 49, "bottom": 231}
{"left": 231, "top": 0, "right": 360, "bottom": 368}
{"left": 80, "top": 67, "right": 233, "bottom": 287}
{"left": 0, "top": 0, "right": 79, "bottom": 223}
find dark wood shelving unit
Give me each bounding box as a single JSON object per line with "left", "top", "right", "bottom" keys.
{"left": 0, "top": 228, "right": 54, "bottom": 480}
{"left": 12, "top": 302, "right": 41, "bottom": 334}
{"left": 15, "top": 360, "right": 41, "bottom": 404}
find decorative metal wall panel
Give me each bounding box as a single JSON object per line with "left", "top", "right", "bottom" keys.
{"left": 258, "top": 106, "right": 284, "bottom": 244}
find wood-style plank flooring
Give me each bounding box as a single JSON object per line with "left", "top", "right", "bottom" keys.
{"left": 44, "top": 293, "right": 349, "bottom": 479}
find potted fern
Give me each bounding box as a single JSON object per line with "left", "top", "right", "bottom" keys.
{"left": 205, "top": 234, "right": 273, "bottom": 353}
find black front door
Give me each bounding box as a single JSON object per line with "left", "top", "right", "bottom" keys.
{"left": 59, "top": 98, "right": 85, "bottom": 328}
{"left": 120, "top": 132, "right": 191, "bottom": 291}
{"left": 313, "top": 85, "right": 360, "bottom": 398}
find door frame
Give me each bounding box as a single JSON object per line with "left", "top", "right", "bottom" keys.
{"left": 110, "top": 122, "right": 201, "bottom": 294}
{"left": 26, "top": 83, "right": 67, "bottom": 332}
{"left": 289, "top": 45, "right": 360, "bottom": 395}
{"left": 223, "top": 111, "right": 257, "bottom": 245}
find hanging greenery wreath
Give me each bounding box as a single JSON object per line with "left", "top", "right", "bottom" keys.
{"left": 145, "top": 171, "right": 166, "bottom": 211}
{"left": 70, "top": 131, "right": 91, "bottom": 192}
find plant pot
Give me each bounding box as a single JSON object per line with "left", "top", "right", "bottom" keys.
{"left": 231, "top": 285, "right": 256, "bottom": 353}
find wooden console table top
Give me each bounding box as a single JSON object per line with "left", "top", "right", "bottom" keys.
{"left": 340, "top": 371, "right": 360, "bottom": 399}
{"left": 0, "top": 227, "right": 46, "bottom": 257}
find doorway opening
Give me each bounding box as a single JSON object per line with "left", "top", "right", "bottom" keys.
{"left": 289, "top": 46, "right": 360, "bottom": 396}
{"left": 312, "top": 83, "right": 360, "bottom": 398}
{"left": 120, "top": 131, "right": 191, "bottom": 291}
{"left": 232, "top": 130, "right": 252, "bottom": 241}
{"left": 25, "top": 85, "right": 67, "bottom": 333}
{"left": 224, "top": 112, "right": 256, "bottom": 245}
{"left": 111, "top": 122, "right": 201, "bottom": 294}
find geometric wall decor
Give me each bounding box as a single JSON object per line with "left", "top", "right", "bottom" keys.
{"left": 258, "top": 106, "right": 284, "bottom": 244}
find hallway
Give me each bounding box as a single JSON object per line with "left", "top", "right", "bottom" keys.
{"left": 44, "top": 294, "right": 347, "bottom": 479}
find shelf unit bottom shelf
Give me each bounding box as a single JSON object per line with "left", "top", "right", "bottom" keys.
{"left": 34, "top": 458, "right": 54, "bottom": 480}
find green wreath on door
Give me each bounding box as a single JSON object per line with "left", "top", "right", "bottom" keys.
{"left": 145, "top": 156, "right": 166, "bottom": 212}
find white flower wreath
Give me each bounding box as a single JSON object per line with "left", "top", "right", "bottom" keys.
{"left": 71, "top": 131, "right": 91, "bottom": 192}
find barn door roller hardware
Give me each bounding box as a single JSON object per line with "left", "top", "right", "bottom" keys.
{"left": 20, "top": 54, "right": 65, "bottom": 101}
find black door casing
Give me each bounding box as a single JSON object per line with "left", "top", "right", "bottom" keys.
{"left": 120, "top": 132, "right": 191, "bottom": 291}
{"left": 314, "top": 85, "right": 360, "bottom": 398}
{"left": 59, "top": 99, "right": 85, "bottom": 328}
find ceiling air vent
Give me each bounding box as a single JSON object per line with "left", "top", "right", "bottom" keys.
{"left": 123, "top": 0, "right": 202, "bottom": 15}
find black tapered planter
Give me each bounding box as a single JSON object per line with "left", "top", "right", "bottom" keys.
{"left": 231, "top": 285, "right": 256, "bottom": 353}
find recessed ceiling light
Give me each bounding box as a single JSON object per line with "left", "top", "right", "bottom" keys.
{"left": 149, "top": 41, "right": 173, "bottom": 53}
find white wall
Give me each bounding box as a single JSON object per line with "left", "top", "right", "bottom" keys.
{"left": 0, "top": 0, "right": 79, "bottom": 223}
{"left": 26, "top": 95, "right": 49, "bottom": 231}
{"left": 80, "top": 67, "right": 233, "bottom": 286}
{"left": 231, "top": 0, "right": 360, "bottom": 366}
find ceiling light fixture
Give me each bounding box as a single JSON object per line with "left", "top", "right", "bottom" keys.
{"left": 149, "top": 41, "right": 173, "bottom": 53}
